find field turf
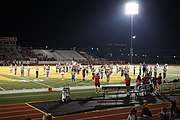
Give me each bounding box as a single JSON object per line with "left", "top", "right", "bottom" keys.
{"left": 0, "top": 65, "right": 179, "bottom": 91}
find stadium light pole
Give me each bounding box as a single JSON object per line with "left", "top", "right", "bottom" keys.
{"left": 125, "top": 1, "right": 139, "bottom": 64}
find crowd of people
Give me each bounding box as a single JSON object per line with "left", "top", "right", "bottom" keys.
{"left": 127, "top": 100, "right": 179, "bottom": 120}
{"left": 6, "top": 61, "right": 180, "bottom": 120}
{"left": 123, "top": 62, "right": 169, "bottom": 95}
{"left": 24, "top": 99, "right": 179, "bottom": 120}
{"left": 8, "top": 61, "right": 170, "bottom": 94}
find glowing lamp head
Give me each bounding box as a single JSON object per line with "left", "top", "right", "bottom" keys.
{"left": 126, "top": 2, "right": 139, "bottom": 15}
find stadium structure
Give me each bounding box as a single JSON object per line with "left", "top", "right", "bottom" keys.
{"left": 0, "top": 36, "right": 179, "bottom": 65}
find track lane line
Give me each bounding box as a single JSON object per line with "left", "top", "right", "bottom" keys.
{"left": 0, "top": 113, "right": 42, "bottom": 119}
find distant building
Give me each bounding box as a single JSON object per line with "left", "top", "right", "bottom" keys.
{"left": 0, "top": 37, "right": 17, "bottom": 48}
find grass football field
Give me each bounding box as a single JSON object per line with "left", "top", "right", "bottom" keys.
{"left": 0, "top": 65, "right": 179, "bottom": 104}
{"left": 0, "top": 65, "right": 179, "bottom": 91}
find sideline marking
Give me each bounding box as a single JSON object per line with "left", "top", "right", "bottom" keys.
{"left": 33, "top": 79, "right": 44, "bottom": 82}
{"left": 19, "top": 80, "right": 29, "bottom": 82}
{"left": 0, "top": 90, "right": 94, "bottom": 99}
{"left": 0, "top": 86, "right": 6, "bottom": 91}
{"left": 0, "top": 93, "right": 58, "bottom": 99}
{"left": 25, "top": 103, "right": 47, "bottom": 115}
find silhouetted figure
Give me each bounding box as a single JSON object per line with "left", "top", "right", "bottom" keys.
{"left": 127, "top": 108, "right": 137, "bottom": 120}
{"left": 159, "top": 107, "right": 170, "bottom": 120}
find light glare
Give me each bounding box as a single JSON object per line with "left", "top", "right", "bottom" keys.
{"left": 126, "top": 2, "right": 139, "bottom": 15}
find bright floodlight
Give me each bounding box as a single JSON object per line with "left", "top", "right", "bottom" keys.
{"left": 126, "top": 2, "right": 139, "bottom": 15}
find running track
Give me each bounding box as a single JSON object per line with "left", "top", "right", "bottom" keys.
{"left": 0, "top": 101, "right": 179, "bottom": 120}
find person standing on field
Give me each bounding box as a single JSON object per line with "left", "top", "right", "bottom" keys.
{"left": 45, "top": 65, "right": 50, "bottom": 79}
{"left": 71, "top": 69, "right": 76, "bottom": 82}
{"left": 14, "top": 64, "right": 17, "bottom": 75}
{"left": 56, "top": 64, "right": 58, "bottom": 73}
{"left": 91, "top": 68, "right": 95, "bottom": 80}
{"left": 106, "top": 69, "right": 111, "bottom": 82}
{"left": 43, "top": 64, "right": 46, "bottom": 75}
{"left": 60, "top": 68, "right": 65, "bottom": 80}
{"left": 163, "top": 66, "right": 167, "bottom": 83}
{"left": 36, "top": 66, "right": 39, "bottom": 78}
{"left": 86, "top": 66, "right": 89, "bottom": 76}
{"left": 125, "top": 75, "right": 131, "bottom": 96}
{"left": 139, "top": 63, "right": 142, "bottom": 76}
{"left": 133, "top": 65, "right": 136, "bottom": 76}
{"left": 10, "top": 64, "right": 13, "bottom": 74}
{"left": 154, "top": 65, "right": 158, "bottom": 78}
{"left": 82, "top": 67, "right": 86, "bottom": 81}
{"left": 157, "top": 73, "right": 162, "bottom": 94}
{"left": 125, "top": 74, "right": 131, "bottom": 87}
{"left": 20, "top": 64, "right": 24, "bottom": 77}
{"left": 142, "top": 62, "right": 147, "bottom": 77}
{"left": 94, "top": 73, "right": 101, "bottom": 93}
{"left": 27, "top": 65, "right": 30, "bottom": 77}
{"left": 136, "top": 75, "right": 142, "bottom": 91}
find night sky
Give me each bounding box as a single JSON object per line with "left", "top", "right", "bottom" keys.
{"left": 0, "top": 0, "right": 180, "bottom": 50}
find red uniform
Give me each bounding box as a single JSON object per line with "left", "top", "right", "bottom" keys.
{"left": 157, "top": 75, "right": 162, "bottom": 84}
{"left": 143, "top": 76, "right": 149, "bottom": 84}
{"left": 94, "top": 75, "right": 100, "bottom": 87}
{"left": 125, "top": 76, "right": 131, "bottom": 86}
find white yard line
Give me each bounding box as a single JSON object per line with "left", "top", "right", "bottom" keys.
{"left": 0, "top": 86, "right": 6, "bottom": 91}
{"left": 13, "top": 75, "right": 50, "bottom": 87}
{"left": 31, "top": 80, "right": 49, "bottom": 87}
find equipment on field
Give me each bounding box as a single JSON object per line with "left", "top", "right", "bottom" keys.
{"left": 48, "top": 86, "right": 52, "bottom": 92}
{"left": 62, "top": 85, "right": 71, "bottom": 102}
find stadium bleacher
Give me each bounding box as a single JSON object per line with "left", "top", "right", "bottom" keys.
{"left": 55, "top": 50, "right": 86, "bottom": 61}
{"left": 32, "top": 49, "right": 86, "bottom": 61}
